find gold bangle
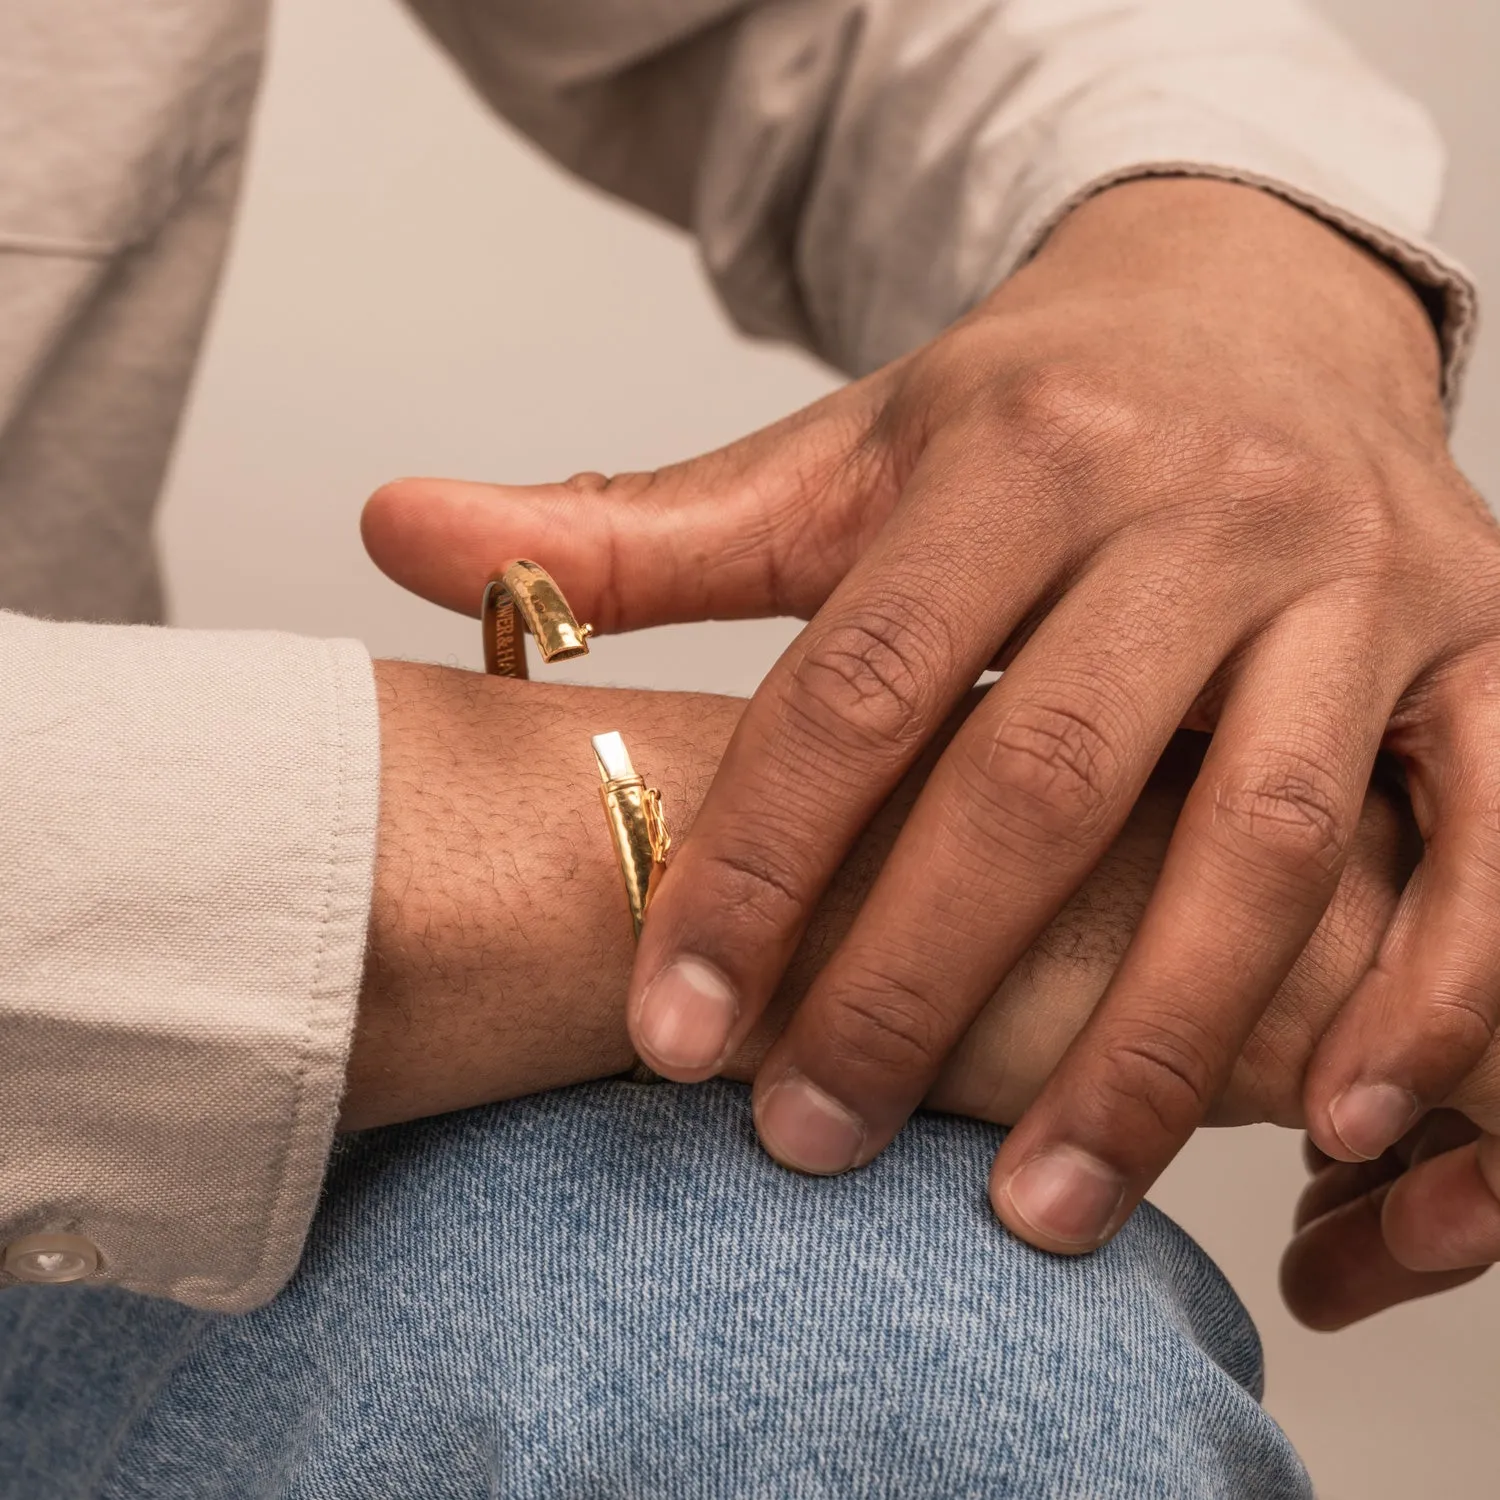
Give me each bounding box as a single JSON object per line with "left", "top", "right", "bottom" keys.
{"left": 482, "top": 559, "right": 593, "bottom": 679}
{"left": 590, "top": 731, "right": 671, "bottom": 941}
{"left": 481, "top": 561, "right": 667, "bottom": 1082}
{"left": 592, "top": 732, "right": 672, "bottom": 1086}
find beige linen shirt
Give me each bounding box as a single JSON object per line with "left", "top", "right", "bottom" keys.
{"left": 0, "top": 0, "right": 1476, "bottom": 1311}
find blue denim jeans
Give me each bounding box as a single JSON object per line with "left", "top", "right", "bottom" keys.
{"left": 0, "top": 1081, "right": 1310, "bottom": 1498}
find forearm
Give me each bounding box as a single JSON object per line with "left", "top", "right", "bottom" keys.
{"left": 347, "top": 667, "right": 1413, "bottom": 1135}
{"left": 350, "top": 663, "right": 962, "bottom": 1127}
{"left": 0, "top": 612, "right": 377, "bottom": 1310}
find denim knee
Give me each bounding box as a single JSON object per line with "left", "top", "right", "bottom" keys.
{"left": 0, "top": 1081, "right": 1310, "bottom": 1499}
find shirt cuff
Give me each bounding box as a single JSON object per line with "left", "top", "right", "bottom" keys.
{"left": 0, "top": 613, "right": 380, "bottom": 1311}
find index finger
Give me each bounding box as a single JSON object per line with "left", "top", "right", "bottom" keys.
{"left": 625, "top": 439, "right": 1067, "bottom": 1078}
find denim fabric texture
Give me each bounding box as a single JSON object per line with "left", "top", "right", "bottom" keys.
{"left": 0, "top": 1081, "right": 1310, "bottom": 1499}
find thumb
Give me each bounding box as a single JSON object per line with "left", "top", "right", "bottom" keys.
{"left": 360, "top": 392, "right": 895, "bottom": 633}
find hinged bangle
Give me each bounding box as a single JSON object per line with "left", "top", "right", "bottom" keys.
{"left": 482, "top": 559, "right": 593, "bottom": 679}
{"left": 481, "top": 561, "right": 666, "bottom": 1083}
{"left": 590, "top": 731, "right": 672, "bottom": 941}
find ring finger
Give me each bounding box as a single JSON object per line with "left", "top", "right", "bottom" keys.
{"left": 990, "top": 600, "right": 1400, "bottom": 1252}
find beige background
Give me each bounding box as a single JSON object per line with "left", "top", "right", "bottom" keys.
{"left": 159, "top": 1, "right": 1498, "bottom": 1494}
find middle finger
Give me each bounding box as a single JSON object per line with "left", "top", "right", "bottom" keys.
{"left": 751, "top": 544, "right": 1243, "bottom": 1172}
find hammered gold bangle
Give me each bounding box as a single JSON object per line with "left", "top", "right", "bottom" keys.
{"left": 589, "top": 731, "right": 672, "bottom": 941}
{"left": 481, "top": 559, "right": 593, "bottom": 678}
{"left": 482, "top": 560, "right": 669, "bottom": 1082}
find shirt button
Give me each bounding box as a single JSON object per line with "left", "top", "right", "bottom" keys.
{"left": 4, "top": 1233, "right": 100, "bottom": 1284}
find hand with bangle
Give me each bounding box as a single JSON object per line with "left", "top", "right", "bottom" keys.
{"left": 365, "top": 181, "right": 1492, "bottom": 1272}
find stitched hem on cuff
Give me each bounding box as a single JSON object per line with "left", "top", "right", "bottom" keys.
{"left": 189, "top": 639, "right": 379, "bottom": 1313}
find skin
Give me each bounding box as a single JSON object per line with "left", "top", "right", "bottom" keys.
{"left": 361, "top": 178, "right": 1500, "bottom": 1261}
{"left": 352, "top": 665, "right": 1500, "bottom": 1327}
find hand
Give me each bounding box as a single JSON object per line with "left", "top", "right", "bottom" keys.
{"left": 362, "top": 177, "right": 1498, "bottom": 1257}
{"left": 1281, "top": 1119, "right": 1499, "bottom": 1331}
{"left": 353, "top": 666, "right": 1500, "bottom": 1329}
{"left": 932, "top": 736, "right": 1500, "bottom": 1331}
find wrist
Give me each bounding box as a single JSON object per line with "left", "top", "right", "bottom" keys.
{"left": 1000, "top": 177, "right": 1443, "bottom": 431}
{"left": 344, "top": 665, "right": 955, "bottom": 1126}
{"left": 343, "top": 663, "right": 739, "bottom": 1130}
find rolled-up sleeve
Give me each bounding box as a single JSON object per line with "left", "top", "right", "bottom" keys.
{"left": 0, "top": 613, "right": 379, "bottom": 1311}
{"left": 406, "top": 0, "right": 1476, "bottom": 405}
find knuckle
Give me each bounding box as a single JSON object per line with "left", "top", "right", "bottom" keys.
{"left": 1185, "top": 423, "right": 1331, "bottom": 536}
{"left": 1005, "top": 363, "right": 1128, "bottom": 438}
{"left": 823, "top": 965, "right": 947, "bottom": 1078}
{"left": 1201, "top": 426, "right": 1403, "bottom": 563}
{"left": 784, "top": 608, "right": 942, "bottom": 760}
{"left": 1212, "top": 752, "right": 1351, "bottom": 880}
{"left": 698, "top": 841, "right": 807, "bottom": 932}
{"left": 559, "top": 469, "right": 612, "bottom": 494}
{"left": 959, "top": 697, "right": 1120, "bottom": 848}
{"left": 1094, "top": 1017, "right": 1220, "bottom": 1137}
{"left": 1324, "top": 486, "right": 1404, "bottom": 570}
{"left": 578, "top": 469, "right": 659, "bottom": 499}
{"left": 1421, "top": 983, "right": 1500, "bottom": 1063}
{"left": 999, "top": 363, "right": 1146, "bottom": 472}
{"left": 1213, "top": 423, "right": 1325, "bottom": 497}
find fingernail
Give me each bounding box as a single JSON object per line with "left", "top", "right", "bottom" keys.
{"left": 635, "top": 957, "right": 738, "bottom": 1072}
{"left": 1002, "top": 1148, "right": 1125, "bottom": 1248}
{"left": 756, "top": 1072, "right": 866, "bottom": 1175}
{"left": 1329, "top": 1083, "right": 1420, "bottom": 1161}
